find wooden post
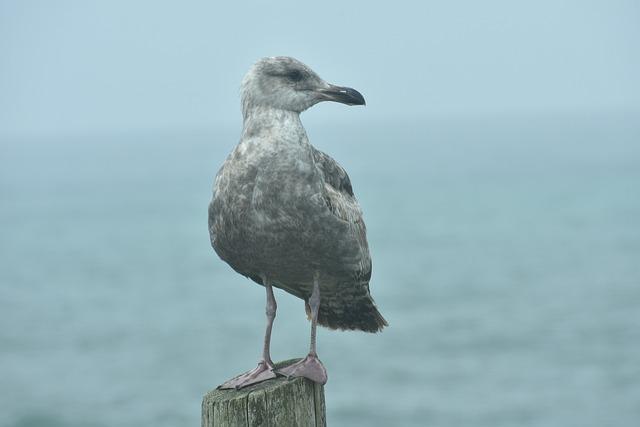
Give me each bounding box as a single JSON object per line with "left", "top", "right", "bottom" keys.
{"left": 202, "top": 359, "right": 326, "bottom": 427}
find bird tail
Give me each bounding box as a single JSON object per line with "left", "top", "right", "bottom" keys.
{"left": 306, "top": 284, "right": 388, "bottom": 333}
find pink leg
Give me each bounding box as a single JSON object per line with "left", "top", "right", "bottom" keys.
{"left": 219, "top": 280, "right": 278, "bottom": 389}
{"left": 277, "top": 275, "right": 328, "bottom": 385}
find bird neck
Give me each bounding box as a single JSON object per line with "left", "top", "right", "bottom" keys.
{"left": 242, "top": 105, "right": 304, "bottom": 139}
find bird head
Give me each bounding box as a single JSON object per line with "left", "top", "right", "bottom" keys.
{"left": 241, "top": 56, "right": 365, "bottom": 115}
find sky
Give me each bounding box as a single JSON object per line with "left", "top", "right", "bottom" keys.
{"left": 1, "top": 0, "right": 639, "bottom": 137}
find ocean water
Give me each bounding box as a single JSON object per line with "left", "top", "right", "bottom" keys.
{"left": 1, "top": 114, "right": 639, "bottom": 427}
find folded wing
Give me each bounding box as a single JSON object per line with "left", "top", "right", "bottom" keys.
{"left": 312, "top": 147, "right": 387, "bottom": 332}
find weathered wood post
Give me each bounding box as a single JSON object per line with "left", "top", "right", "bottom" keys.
{"left": 202, "top": 360, "right": 326, "bottom": 427}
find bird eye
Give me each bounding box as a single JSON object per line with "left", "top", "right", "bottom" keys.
{"left": 287, "top": 70, "right": 304, "bottom": 82}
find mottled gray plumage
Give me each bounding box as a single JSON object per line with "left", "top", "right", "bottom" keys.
{"left": 209, "top": 57, "right": 386, "bottom": 334}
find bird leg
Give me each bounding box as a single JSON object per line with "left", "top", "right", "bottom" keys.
{"left": 218, "top": 280, "right": 278, "bottom": 389}
{"left": 277, "top": 275, "right": 328, "bottom": 385}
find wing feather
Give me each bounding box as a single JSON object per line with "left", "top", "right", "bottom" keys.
{"left": 312, "top": 147, "right": 371, "bottom": 279}
{"left": 311, "top": 147, "right": 386, "bottom": 331}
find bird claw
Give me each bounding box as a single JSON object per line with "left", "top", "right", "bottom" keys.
{"left": 277, "top": 354, "right": 328, "bottom": 385}
{"left": 218, "top": 361, "right": 277, "bottom": 389}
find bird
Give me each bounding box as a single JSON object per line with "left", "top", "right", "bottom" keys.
{"left": 209, "top": 56, "right": 387, "bottom": 389}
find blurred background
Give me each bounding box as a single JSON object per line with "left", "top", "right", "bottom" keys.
{"left": 1, "top": 1, "right": 639, "bottom": 426}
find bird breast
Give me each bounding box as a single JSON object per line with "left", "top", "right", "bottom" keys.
{"left": 213, "top": 140, "right": 324, "bottom": 270}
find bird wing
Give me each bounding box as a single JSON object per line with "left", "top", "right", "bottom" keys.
{"left": 311, "top": 147, "right": 388, "bottom": 332}
{"left": 312, "top": 147, "right": 371, "bottom": 282}
{"left": 312, "top": 147, "right": 354, "bottom": 197}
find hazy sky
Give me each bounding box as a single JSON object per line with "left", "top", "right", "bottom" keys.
{"left": 1, "top": 0, "right": 638, "bottom": 137}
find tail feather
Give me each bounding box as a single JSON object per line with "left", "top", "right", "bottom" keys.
{"left": 306, "top": 284, "right": 387, "bottom": 333}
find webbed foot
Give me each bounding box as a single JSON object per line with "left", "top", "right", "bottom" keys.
{"left": 277, "top": 354, "right": 327, "bottom": 385}
{"left": 218, "top": 361, "right": 277, "bottom": 389}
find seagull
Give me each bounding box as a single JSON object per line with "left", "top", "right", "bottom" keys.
{"left": 209, "top": 56, "right": 387, "bottom": 389}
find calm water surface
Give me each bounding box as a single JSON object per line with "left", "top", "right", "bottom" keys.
{"left": 1, "top": 115, "right": 639, "bottom": 426}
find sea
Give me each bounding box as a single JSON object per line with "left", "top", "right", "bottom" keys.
{"left": 1, "top": 113, "right": 639, "bottom": 426}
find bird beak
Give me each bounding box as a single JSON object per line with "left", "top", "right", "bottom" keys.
{"left": 317, "top": 84, "right": 366, "bottom": 106}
